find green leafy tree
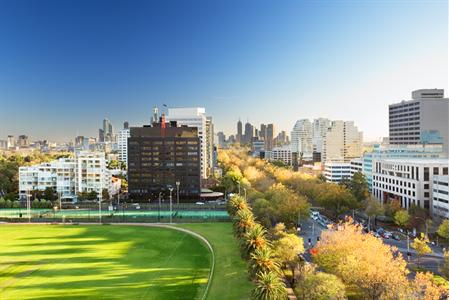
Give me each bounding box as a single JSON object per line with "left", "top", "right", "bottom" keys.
{"left": 346, "top": 171, "right": 369, "bottom": 202}
{"left": 364, "top": 196, "right": 384, "bottom": 231}
{"left": 243, "top": 223, "right": 268, "bottom": 258}
{"left": 252, "top": 198, "right": 272, "bottom": 228}
{"left": 317, "top": 183, "right": 358, "bottom": 218}
{"left": 437, "top": 220, "right": 449, "bottom": 240}
{"left": 249, "top": 246, "right": 280, "bottom": 278}
{"left": 102, "top": 189, "right": 110, "bottom": 201}
{"left": 274, "top": 232, "right": 304, "bottom": 285}
{"left": 394, "top": 210, "right": 410, "bottom": 229}
{"left": 43, "top": 187, "right": 57, "bottom": 202}
{"left": 411, "top": 233, "right": 432, "bottom": 267}
{"left": 439, "top": 251, "right": 449, "bottom": 279}
{"left": 252, "top": 271, "right": 287, "bottom": 300}
{"left": 295, "top": 271, "right": 346, "bottom": 300}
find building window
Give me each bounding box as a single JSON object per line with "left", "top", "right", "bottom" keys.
{"left": 433, "top": 167, "right": 439, "bottom": 175}
{"left": 424, "top": 167, "right": 429, "bottom": 181}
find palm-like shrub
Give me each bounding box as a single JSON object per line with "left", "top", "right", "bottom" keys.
{"left": 252, "top": 271, "right": 287, "bottom": 300}
{"left": 249, "top": 246, "right": 280, "bottom": 278}
{"left": 227, "top": 195, "right": 248, "bottom": 216}
{"left": 243, "top": 223, "right": 268, "bottom": 257}
{"left": 233, "top": 207, "right": 255, "bottom": 238}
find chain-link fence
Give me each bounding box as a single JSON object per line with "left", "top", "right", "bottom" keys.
{"left": 0, "top": 203, "right": 230, "bottom": 223}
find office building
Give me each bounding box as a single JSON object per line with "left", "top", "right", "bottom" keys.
{"left": 312, "top": 118, "right": 331, "bottom": 155}
{"left": 0, "top": 140, "right": 7, "bottom": 150}
{"left": 322, "top": 121, "right": 363, "bottom": 162}
{"left": 217, "top": 132, "right": 226, "bottom": 148}
{"left": 389, "top": 89, "right": 449, "bottom": 154}
{"left": 127, "top": 119, "right": 201, "bottom": 201}
{"left": 350, "top": 158, "right": 363, "bottom": 175}
{"left": 291, "top": 119, "right": 313, "bottom": 160}
{"left": 270, "top": 145, "right": 292, "bottom": 166}
{"left": 259, "top": 124, "right": 267, "bottom": 140}
{"left": 100, "top": 118, "right": 115, "bottom": 142}
{"left": 166, "top": 107, "right": 212, "bottom": 179}
{"left": 152, "top": 107, "right": 159, "bottom": 124}
{"left": 265, "top": 124, "right": 275, "bottom": 151}
{"left": 237, "top": 119, "right": 243, "bottom": 144}
{"left": 433, "top": 176, "right": 449, "bottom": 219}
{"left": 206, "top": 117, "right": 215, "bottom": 176}
{"left": 252, "top": 139, "right": 265, "bottom": 158}
{"left": 323, "top": 162, "right": 352, "bottom": 183}
{"left": 7, "top": 135, "right": 15, "bottom": 149}
{"left": 243, "top": 122, "right": 254, "bottom": 145}
{"left": 18, "top": 135, "right": 29, "bottom": 148}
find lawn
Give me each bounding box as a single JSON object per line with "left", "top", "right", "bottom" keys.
{"left": 179, "top": 223, "right": 253, "bottom": 300}
{"left": 0, "top": 225, "right": 211, "bottom": 300}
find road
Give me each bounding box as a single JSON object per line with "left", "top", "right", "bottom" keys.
{"left": 298, "top": 216, "right": 445, "bottom": 274}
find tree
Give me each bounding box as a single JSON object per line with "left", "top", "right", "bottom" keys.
{"left": 439, "top": 251, "right": 449, "bottom": 279}
{"left": 312, "top": 221, "right": 409, "bottom": 299}
{"left": 295, "top": 271, "right": 346, "bottom": 300}
{"left": 364, "top": 196, "right": 384, "bottom": 231}
{"left": 233, "top": 208, "right": 255, "bottom": 238}
{"left": 252, "top": 271, "right": 287, "bottom": 300}
{"left": 43, "top": 187, "right": 57, "bottom": 202}
{"left": 346, "top": 171, "right": 369, "bottom": 202}
{"left": 437, "top": 220, "right": 449, "bottom": 240}
{"left": 243, "top": 223, "right": 268, "bottom": 258}
{"left": 409, "top": 272, "right": 446, "bottom": 300}
{"left": 411, "top": 233, "right": 432, "bottom": 268}
{"left": 273, "top": 232, "right": 304, "bottom": 285}
{"left": 394, "top": 210, "right": 410, "bottom": 229}
{"left": 316, "top": 183, "right": 358, "bottom": 218}
{"left": 249, "top": 246, "right": 280, "bottom": 277}
{"left": 102, "top": 189, "right": 110, "bottom": 201}
{"left": 252, "top": 198, "right": 272, "bottom": 228}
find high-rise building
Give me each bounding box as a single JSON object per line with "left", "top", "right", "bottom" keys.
{"left": 217, "top": 132, "right": 226, "bottom": 148}
{"left": 152, "top": 107, "right": 159, "bottom": 124}
{"left": 237, "top": 119, "right": 243, "bottom": 144}
{"left": 166, "top": 107, "right": 211, "bottom": 179}
{"left": 206, "top": 117, "right": 215, "bottom": 177}
{"left": 265, "top": 124, "right": 275, "bottom": 151}
{"left": 127, "top": 119, "right": 201, "bottom": 201}
{"left": 312, "top": 118, "right": 331, "bottom": 154}
{"left": 389, "top": 89, "right": 449, "bottom": 154}
{"left": 260, "top": 124, "right": 267, "bottom": 140}
{"left": 124, "top": 121, "right": 129, "bottom": 129}
{"left": 7, "top": 135, "right": 15, "bottom": 149}
{"left": 0, "top": 140, "right": 7, "bottom": 150}
{"left": 244, "top": 122, "right": 254, "bottom": 144}
{"left": 291, "top": 119, "right": 313, "bottom": 159}
{"left": 17, "top": 135, "right": 29, "bottom": 148}
{"left": 322, "top": 121, "right": 363, "bottom": 162}
{"left": 117, "top": 127, "right": 131, "bottom": 166}
{"left": 101, "top": 118, "right": 114, "bottom": 142}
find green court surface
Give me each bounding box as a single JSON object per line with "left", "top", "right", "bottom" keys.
{"left": 0, "top": 225, "right": 211, "bottom": 300}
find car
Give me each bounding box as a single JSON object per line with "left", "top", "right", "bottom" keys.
{"left": 195, "top": 201, "right": 205, "bottom": 205}
{"left": 381, "top": 232, "right": 392, "bottom": 239}
{"left": 392, "top": 234, "right": 401, "bottom": 241}
{"left": 310, "top": 211, "right": 320, "bottom": 220}
{"left": 372, "top": 232, "right": 381, "bottom": 238}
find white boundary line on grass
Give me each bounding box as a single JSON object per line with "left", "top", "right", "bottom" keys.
{"left": 4, "top": 222, "right": 215, "bottom": 300}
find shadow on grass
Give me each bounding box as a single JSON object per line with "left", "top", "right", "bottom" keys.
{"left": 0, "top": 225, "right": 211, "bottom": 300}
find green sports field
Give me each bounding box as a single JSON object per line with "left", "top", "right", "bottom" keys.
{"left": 0, "top": 225, "right": 212, "bottom": 300}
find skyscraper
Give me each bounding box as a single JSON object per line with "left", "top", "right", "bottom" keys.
{"left": 217, "top": 132, "right": 226, "bottom": 148}
{"left": 152, "top": 106, "right": 159, "bottom": 124}
{"left": 312, "top": 118, "right": 331, "bottom": 154}
{"left": 237, "top": 119, "right": 243, "bottom": 144}
{"left": 265, "top": 124, "right": 275, "bottom": 151}
{"left": 100, "top": 118, "right": 114, "bottom": 142}
{"left": 260, "top": 124, "right": 267, "bottom": 140}
{"left": 244, "top": 122, "right": 253, "bottom": 144}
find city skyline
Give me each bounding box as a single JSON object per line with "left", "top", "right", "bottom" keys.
{"left": 0, "top": 0, "right": 447, "bottom": 141}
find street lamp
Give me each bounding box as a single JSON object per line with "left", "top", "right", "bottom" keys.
{"left": 243, "top": 187, "right": 247, "bottom": 200}
{"left": 169, "top": 187, "right": 174, "bottom": 224}
{"left": 176, "top": 181, "right": 180, "bottom": 205}
{"left": 26, "top": 189, "right": 31, "bottom": 223}
{"left": 98, "top": 194, "right": 102, "bottom": 224}
{"left": 158, "top": 191, "right": 162, "bottom": 223}
{"left": 237, "top": 182, "right": 241, "bottom": 196}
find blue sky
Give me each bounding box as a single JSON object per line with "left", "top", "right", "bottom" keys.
{"left": 0, "top": 0, "right": 447, "bottom": 142}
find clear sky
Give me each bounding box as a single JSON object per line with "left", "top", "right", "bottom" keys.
{"left": 0, "top": 0, "right": 447, "bottom": 142}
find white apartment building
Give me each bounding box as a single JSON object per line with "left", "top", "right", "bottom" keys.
{"left": 19, "top": 158, "right": 76, "bottom": 200}
{"left": 270, "top": 145, "right": 292, "bottom": 166}
{"left": 322, "top": 121, "right": 363, "bottom": 162}
{"left": 372, "top": 158, "right": 449, "bottom": 213}
{"left": 323, "top": 162, "right": 352, "bottom": 183}
{"left": 19, "top": 151, "right": 114, "bottom": 201}
{"left": 291, "top": 119, "right": 313, "bottom": 159}
{"left": 167, "top": 107, "right": 212, "bottom": 179}
{"left": 206, "top": 117, "right": 214, "bottom": 176}
{"left": 312, "top": 118, "right": 331, "bottom": 154}
{"left": 117, "top": 128, "right": 130, "bottom": 166}
{"left": 432, "top": 176, "right": 449, "bottom": 219}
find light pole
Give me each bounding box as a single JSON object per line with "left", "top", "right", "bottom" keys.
{"left": 58, "top": 191, "right": 62, "bottom": 211}
{"left": 98, "top": 194, "right": 102, "bottom": 224}
{"left": 237, "top": 182, "right": 241, "bottom": 196}
{"left": 158, "top": 192, "right": 162, "bottom": 223}
{"left": 243, "top": 188, "right": 247, "bottom": 200}
{"left": 27, "top": 190, "right": 31, "bottom": 223}
{"left": 169, "top": 187, "right": 173, "bottom": 224}
{"left": 176, "top": 181, "right": 180, "bottom": 205}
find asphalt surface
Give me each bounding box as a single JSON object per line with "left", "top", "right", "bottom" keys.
{"left": 298, "top": 216, "right": 445, "bottom": 274}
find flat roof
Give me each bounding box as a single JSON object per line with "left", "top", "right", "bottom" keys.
{"left": 379, "top": 158, "right": 449, "bottom": 165}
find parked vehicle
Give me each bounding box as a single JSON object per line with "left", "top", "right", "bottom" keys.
{"left": 195, "top": 202, "right": 205, "bottom": 205}
{"left": 392, "top": 234, "right": 401, "bottom": 241}
{"left": 310, "top": 211, "right": 320, "bottom": 220}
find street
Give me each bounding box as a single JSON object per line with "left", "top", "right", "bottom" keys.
{"left": 298, "top": 216, "right": 445, "bottom": 275}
